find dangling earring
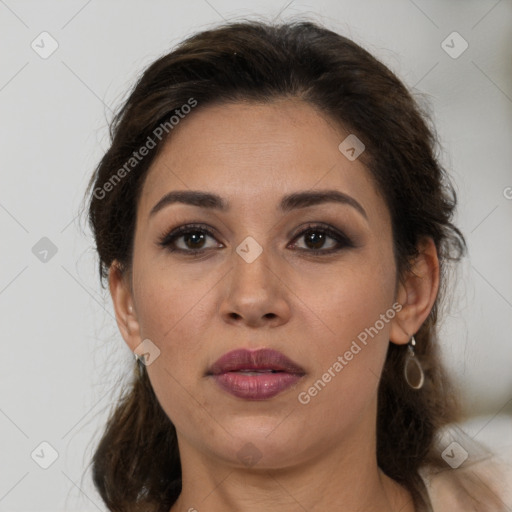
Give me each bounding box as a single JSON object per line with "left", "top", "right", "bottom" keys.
{"left": 134, "top": 352, "right": 146, "bottom": 374}
{"left": 404, "top": 335, "right": 424, "bottom": 389}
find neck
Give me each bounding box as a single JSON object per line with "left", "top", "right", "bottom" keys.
{"left": 171, "top": 464, "right": 415, "bottom": 512}
{"left": 169, "top": 406, "right": 416, "bottom": 512}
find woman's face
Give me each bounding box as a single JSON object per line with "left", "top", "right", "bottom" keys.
{"left": 116, "top": 98, "right": 408, "bottom": 469}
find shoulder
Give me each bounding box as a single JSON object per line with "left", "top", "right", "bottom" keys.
{"left": 421, "top": 448, "right": 512, "bottom": 511}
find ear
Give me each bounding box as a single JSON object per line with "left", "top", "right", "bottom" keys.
{"left": 108, "top": 260, "right": 142, "bottom": 353}
{"left": 389, "top": 237, "right": 440, "bottom": 345}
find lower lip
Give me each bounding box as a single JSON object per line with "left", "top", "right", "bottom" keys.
{"left": 211, "top": 372, "right": 303, "bottom": 400}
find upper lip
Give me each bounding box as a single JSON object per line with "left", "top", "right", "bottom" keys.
{"left": 207, "top": 348, "right": 306, "bottom": 376}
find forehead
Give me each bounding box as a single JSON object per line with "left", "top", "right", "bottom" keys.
{"left": 138, "top": 99, "right": 387, "bottom": 223}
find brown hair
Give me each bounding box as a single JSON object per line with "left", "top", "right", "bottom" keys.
{"left": 84, "top": 19, "right": 468, "bottom": 511}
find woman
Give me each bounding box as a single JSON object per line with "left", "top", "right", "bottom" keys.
{"left": 84, "top": 19, "right": 511, "bottom": 512}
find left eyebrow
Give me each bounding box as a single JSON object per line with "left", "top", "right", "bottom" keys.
{"left": 149, "top": 189, "right": 368, "bottom": 220}
{"left": 279, "top": 189, "right": 367, "bottom": 220}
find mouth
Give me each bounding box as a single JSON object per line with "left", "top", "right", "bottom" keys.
{"left": 227, "top": 369, "right": 282, "bottom": 375}
{"left": 206, "top": 348, "right": 306, "bottom": 400}
{"left": 207, "top": 347, "right": 306, "bottom": 376}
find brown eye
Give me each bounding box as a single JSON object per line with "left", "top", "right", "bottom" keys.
{"left": 290, "top": 224, "right": 354, "bottom": 254}
{"left": 300, "top": 230, "right": 334, "bottom": 250}
{"left": 180, "top": 231, "right": 207, "bottom": 250}
{"left": 157, "top": 222, "right": 354, "bottom": 257}
{"left": 157, "top": 224, "right": 221, "bottom": 254}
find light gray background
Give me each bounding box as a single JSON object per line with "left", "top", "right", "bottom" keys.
{"left": 1, "top": 1, "right": 511, "bottom": 510}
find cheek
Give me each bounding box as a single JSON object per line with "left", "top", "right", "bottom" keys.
{"left": 133, "top": 266, "right": 216, "bottom": 429}
{"left": 308, "top": 242, "right": 396, "bottom": 345}
{"left": 296, "top": 244, "right": 396, "bottom": 415}
{"left": 133, "top": 256, "right": 212, "bottom": 349}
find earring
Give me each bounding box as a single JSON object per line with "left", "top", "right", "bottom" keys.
{"left": 404, "top": 335, "right": 424, "bottom": 390}
{"left": 134, "top": 352, "right": 146, "bottom": 373}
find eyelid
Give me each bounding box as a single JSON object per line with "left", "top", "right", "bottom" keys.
{"left": 289, "top": 221, "right": 353, "bottom": 243}
{"left": 156, "top": 223, "right": 222, "bottom": 249}
{"left": 157, "top": 221, "right": 355, "bottom": 255}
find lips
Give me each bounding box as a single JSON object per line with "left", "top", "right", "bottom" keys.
{"left": 207, "top": 348, "right": 306, "bottom": 400}
{"left": 207, "top": 348, "right": 306, "bottom": 376}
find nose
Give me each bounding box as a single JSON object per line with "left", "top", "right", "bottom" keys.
{"left": 219, "top": 245, "right": 291, "bottom": 328}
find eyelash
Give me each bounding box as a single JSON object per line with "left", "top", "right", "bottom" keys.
{"left": 157, "top": 222, "right": 355, "bottom": 257}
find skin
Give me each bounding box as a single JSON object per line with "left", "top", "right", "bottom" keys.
{"left": 109, "top": 98, "right": 439, "bottom": 512}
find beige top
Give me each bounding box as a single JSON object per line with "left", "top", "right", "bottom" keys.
{"left": 423, "top": 456, "right": 512, "bottom": 511}
{"left": 420, "top": 429, "right": 512, "bottom": 511}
